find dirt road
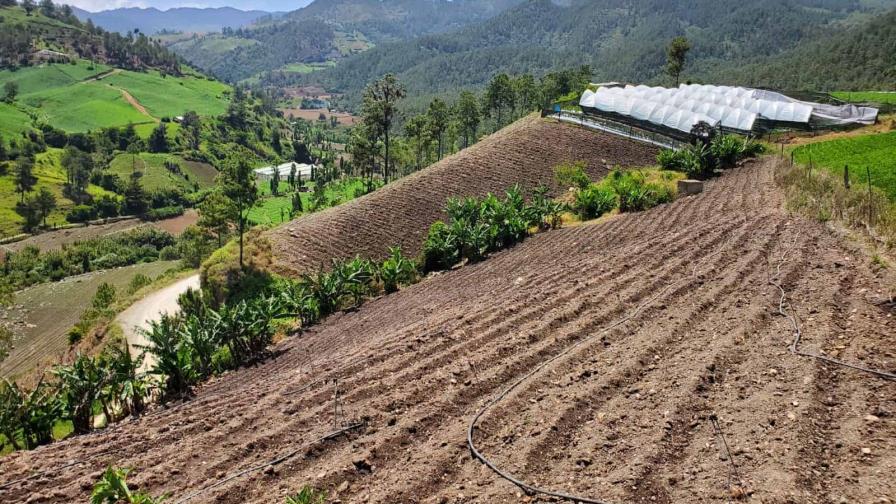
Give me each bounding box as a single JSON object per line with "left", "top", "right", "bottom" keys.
{"left": 115, "top": 274, "right": 200, "bottom": 372}
{"left": 2, "top": 159, "right": 894, "bottom": 503}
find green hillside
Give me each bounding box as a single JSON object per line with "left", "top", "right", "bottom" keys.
{"left": 0, "top": 60, "right": 230, "bottom": 136}
{"left": 168, "top": 0, "right": 523, "bottom": 82}
{"left": 793, "top": 132, "right": 896, "bottom": 201}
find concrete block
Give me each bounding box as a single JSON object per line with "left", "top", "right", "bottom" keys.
{"left": 677, "top": 179, "right": 704, "bottom": 196}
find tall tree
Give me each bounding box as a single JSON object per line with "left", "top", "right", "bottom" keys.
{"left": 360, "top": 74, "right": 405, "bottom": 183}
{"left": 35, "top": 186, "right": 56, "bottom": 227}
{"left": 427, "top": 98, "right": 449, "bottom": 161}
{"left": 220, "top": 157, "right": 258, "bottom": 268}
{"left": 404, "top": 115, "right": 430, "bottom": 172}
{"left": 148, "top": 123, "right": 168, "bottom": 153}
{"left": 270, "top": 166, "right": 280, "bottom": 196}
{"left": 14, "top": 156, "right": 36, "bottom": 202}
{"left": 179, "top": 111, "right": 201, "bottom": 150}
{"left": 513, "top": 74, "right": 540, "bottom": 118}
{"left": 198, "top": 190, "right": 232, "bottom": 247}
{"left": 485, "top": 73, "right": 514, "bottom": 130}
{"left": 22, "top": 0, "right": 35, "bottom": 16}
{"left": 666, "top": 36, "right": 691, "bottom": 87}
{"left": 456, "top": 91, "right": 481, "bottom": 149}
{"left": 61, "top": 146, "right": 92, "bottom": 201}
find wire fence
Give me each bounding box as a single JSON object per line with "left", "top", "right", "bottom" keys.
{"left": 550, "top": 109, "right": 688, "bottom": 150}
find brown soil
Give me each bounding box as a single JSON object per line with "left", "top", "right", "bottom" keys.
{"left": 281, "top": 107, "right": 359, "bottom": 126}
{"left": 269, "top": 115, "right": 660, "bottom": 275}
{"left": 151, "top": 209, "right": 199, "bottom": 236}
{"left": 3, "top": 157, "right": 894, "bottom": 503}
{"left": 119, "top": 88, "right": 154, "bottom": 119}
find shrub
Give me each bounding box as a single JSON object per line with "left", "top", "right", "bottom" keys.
{"left": 94, "top": 195, "right": 121, "bottom": 218}
{"left": 127, "top": 273, "right": 153, "bottom": 295}
{"left": 574, "top": 184, "right": 616, "bottom": 220}
{"left": 657, "top": 148, "right": 691, "bottom": 172}
{"left": 67, "top": 204, "right": 96, "bottom": 223}
{"left": 554, "top": 161, "right": 591, "bottom": 190}
{"left": 710, "top": 134, "right": 742, "bottom": 169}
{"left": 143, "top": 205, "right": 184, "bottom": 221}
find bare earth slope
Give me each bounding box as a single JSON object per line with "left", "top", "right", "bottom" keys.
{"left": 2, "top": 159, "right": 895, "bottom": 503}
{"left": 269, "top": 115, "right": 659, "bottom": 275}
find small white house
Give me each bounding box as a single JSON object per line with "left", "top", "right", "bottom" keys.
{"left": 253, "top": 162, "right": 314, "bottom": 182}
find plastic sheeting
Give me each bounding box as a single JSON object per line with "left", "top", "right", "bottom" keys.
{"left": 579, "top": 83, "right": 879, "bottom": 134}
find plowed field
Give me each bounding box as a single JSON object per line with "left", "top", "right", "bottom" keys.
{"left": 2, "top": 158, "right": 895, "bottom": 504}
{"left": 269, "top": 115, "right": 659, "bottom": 275}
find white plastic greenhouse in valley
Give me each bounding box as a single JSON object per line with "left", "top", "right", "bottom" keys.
{"left": 579, "top": 84, "right": 878, "bottom": 137}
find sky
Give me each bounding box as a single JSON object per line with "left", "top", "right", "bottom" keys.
{"left": 66, "top": 0, "right": 312, "bottom": 12}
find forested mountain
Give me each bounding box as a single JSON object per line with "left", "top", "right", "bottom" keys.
{"left": 706, "top": 7, "right": 896, "bottom": 90}
{"left": 70, "top": 7, "right": 277, "bottom": 35}
{"left": 289, "top": 0, "right": 896, "bottom": 103}
{"left": 0, "top": 3, "right": 180, "bottom": 73}
{"left": 168, "top": 0, "right": 525, "bottom": 82}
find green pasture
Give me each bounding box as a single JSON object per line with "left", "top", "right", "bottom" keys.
{"left": 108, "top": 152, "right": 217, "bottom": 192}
{"left": 102, "top": 70, "right": 230, "bottom": 118}
{"left": 0, "top": 102, "right": 31, "bottom": 136}
{"left": 24, "top": 83, "right": 149, "bottom": 132}
{"left": 793, "top": 131, "right": 896, "bottom": 201}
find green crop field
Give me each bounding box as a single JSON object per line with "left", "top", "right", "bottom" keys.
{"left": 0, "top": 149, "right": 116, "bottom": 237}
{"left": 793, "top": 131, "right": 896, "bottom": 201}
{"left": 102, "top": 70, "right": 230, "bottom": 118}
{"left": 0, "top": 60, "right": 229, "bottom": 136}
{"left": 832, "top": 91, "right": 896, "bottom": 105}
{"left": 25, "top": 83, "right": 150, "bottom": 132}
{"left": 109, "top": 152, "right": 218, "bottom": 192}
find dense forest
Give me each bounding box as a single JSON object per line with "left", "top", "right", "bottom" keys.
{"left": 168, "top": 0, "right": 525, "bottom": 82}
{"left": 274, "top": 0, "right": 896, "bottom": 105}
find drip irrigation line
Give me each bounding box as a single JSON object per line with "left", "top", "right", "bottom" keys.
{"left": 0, "top": 459, "right": 88, "bottom": 491}
{"left": 467, "top": 231, "right": 736, "bottom": 503}
{"left": 172, "top": 423, "right": 363, "bottom": 504}
{"left": 709, "top": 414, "right": 743, "bottom": 500}
{"left": 769, "top": 231, "right": 896, "bottom": 382}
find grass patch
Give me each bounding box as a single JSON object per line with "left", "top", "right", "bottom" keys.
{"left": 792, "top": 131, "right": 896, "bottom": 201}
{"left": 23, "top": 82, "right": 149, "bottom": 132}
{"left": 776, "top": 157, "right": 896, "bottom": 248}
{"left": 249, "top": 178, "right": 369, "bottom": 225}
{"left": 831, "top": 91, "right": 896, "bottom": 105}
{"left": 0, "top": 102, "right": 32, "bottom": 136}
{"left": 102, "top": 70, "right": 230, "bottom": 118}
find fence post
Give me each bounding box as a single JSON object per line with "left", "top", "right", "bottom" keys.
{"left": 866, "top": 166, "right": 873, "bottom": 226}
{"left": 844, "top": 165, "right": 850, "bottom": 189}
{"left": 790, "top": 151, "right": 794, "bottom": 167}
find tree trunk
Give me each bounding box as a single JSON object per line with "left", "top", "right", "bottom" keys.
{"left": 238, "top": 197, "right": 245, "bottom": 269}
{"left": 384, "top": 128, "right": 390, "bottom": 184}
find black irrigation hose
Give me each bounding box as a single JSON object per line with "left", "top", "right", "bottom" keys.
{"left": 0, "top": 459, "right": 88, "bottom": 491}
{"left": 769, "top": 231, "right": 896, "bottom": 382}
{"left": 172, "top": 423, "right": 363, "bottom": 504}
{"left": 467, "top": 232, "right": 736, "bottom": 503}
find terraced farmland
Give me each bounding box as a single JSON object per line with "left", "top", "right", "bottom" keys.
{"left": 269, "top": 115, "right": 660, "bottom": 274}
{"left": 2, "top": 156, "right": 893, "bottom": 503}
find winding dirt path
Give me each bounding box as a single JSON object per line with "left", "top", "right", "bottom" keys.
{"left": 115, "top": 274, "right": 200, "bottom": 372}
